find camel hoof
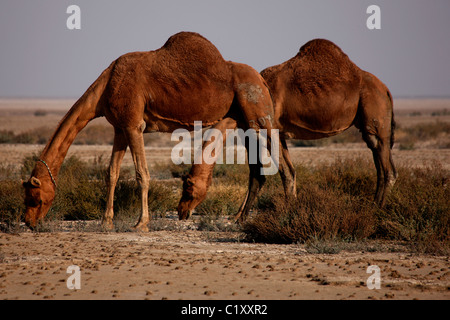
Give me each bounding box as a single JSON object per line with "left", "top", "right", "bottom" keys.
{"left": 231, "top": 214, "right": 245, "bottom": 225}
{"left": 133, "top": 223, "right": 149, "bottom": 232}
{"left": 101, "top": 220, "right": 114, "bottom": 231}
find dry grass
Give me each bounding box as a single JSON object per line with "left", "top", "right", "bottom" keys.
{"left": 1, "top": 154, "right": 448, "bottom": 254}
{"left": 243, "top": 158, "right": 449, "bottom": 254}
{"left": 396, "top": 120, "right": 450, "bottom": 150}
{"left": 243, "top": 158, "right": 378, "bottom": 243}
{"left": 196, "top": 183, "right": 247, "bottom": 218}
{"left": 0, "top": 154, "right": 180, "bottom": 232}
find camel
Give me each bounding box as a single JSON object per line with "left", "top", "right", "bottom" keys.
{"left": 177, "top": 38, "right": 397, "bottom": 222}
{"left": 22, "top": 31, "right": 276, "bottom": 231}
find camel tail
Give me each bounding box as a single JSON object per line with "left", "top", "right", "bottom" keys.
{"left": 387, "top": 89, "right": 395, "bottom": 149}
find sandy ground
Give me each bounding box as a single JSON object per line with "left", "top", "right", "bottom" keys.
{"left": 0, "top": 227, "right": 449, "bottom": 300}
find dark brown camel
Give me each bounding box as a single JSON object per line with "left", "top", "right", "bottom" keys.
{"left": 23, "top": 32, "right": 275, "bottom": 231}
{"left": 178, "top": 38, "right": 397, "bottom": 222}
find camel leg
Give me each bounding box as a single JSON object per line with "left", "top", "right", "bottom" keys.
{"left": 231, "top": 70, "right": 280, "bottom": 222}
{"left": 278, "top": 137, "right": 297, "bottom": 198}
{"left": 371, "top": 138, "right": 397, "bottom": 207}
{"left": 367, "top": 139, "right": 384, "bottom": 205}
{"left": 233, "top": 141, "right": 266, "bottom": 223}
{"left": 360, "top": 111, "right": 397, "bottom": 207}
{"left": 124, "top": 125, "right": 150, "bottom": 232}
{"left": 233, "top": 136, "right": 296, "bottom": 223}
{"left": 102, "top": 129, "right": 128, "bottom": 230}
{"left": 359, "top": 73, "right": 397, "bottom": 207}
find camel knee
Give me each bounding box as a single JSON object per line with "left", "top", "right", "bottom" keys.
{"left": 135, "top": 168, "right": 150, "bottom": 189}
{"left": 363, "top": 133, "right": 379, "bottom": 150}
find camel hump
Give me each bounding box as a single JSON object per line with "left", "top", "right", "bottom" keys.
{"left": 297, "top": 38, "right": 345, "bottom": 57}
{"left": 287, "top": 38, "right": 361, "bottom": 90}
{"left": 161, "top": 31, "right": 225, "bottom": 62}
{"left": 295, "top": 38, "right": 356, "bottom": 68}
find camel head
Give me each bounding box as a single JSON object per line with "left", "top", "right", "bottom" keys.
{"left": 177, "top": 174, "right": 208, "bottom": 220}
{"left": 22, "top": 176, "right": 55, "bottom": 229}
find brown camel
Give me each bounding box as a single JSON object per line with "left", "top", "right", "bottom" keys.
{"left": 23, "top": 31, "right": 276, "bottom": 231}
{"left": 178, "top": 38, "right": 397, "bottom": 222}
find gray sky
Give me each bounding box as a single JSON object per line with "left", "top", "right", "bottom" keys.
{"left": 0, "top": 0, "right": 449, "bottom": 98}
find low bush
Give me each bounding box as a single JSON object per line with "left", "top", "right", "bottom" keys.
{"left": 243, "top": 158, "right": 449, "bottom": 254}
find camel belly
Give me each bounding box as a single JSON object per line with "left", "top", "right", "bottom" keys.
{"left": 144, "top": 83, "right": 234, "bottom": 131}
{"left": 281, "top": 91, "right": 359, "bottom": 140}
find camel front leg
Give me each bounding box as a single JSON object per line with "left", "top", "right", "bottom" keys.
{"left": 103, "top": 129, "right": 128, "bottom": 230}
{"left": 125, "top": 125, "right": 150, "bottom": 232}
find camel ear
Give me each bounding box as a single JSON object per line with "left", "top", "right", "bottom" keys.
{"left": 30, "top": 177, "right": 41, "bottom": 187}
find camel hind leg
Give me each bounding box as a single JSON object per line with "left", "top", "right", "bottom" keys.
{"left": 233, "top": 137, "right": 297, "bottom": 223}
{"left": 231, "top": 65, "right": 280, "bottom": 222}
{"left": 363, "top": 134, "right": 397, "bottom": 206}
{"left": 233, "top": 140, "right": 267, "bottom": 223}
{"left": 358, "top": 73, "right": 397, "bottom": 207}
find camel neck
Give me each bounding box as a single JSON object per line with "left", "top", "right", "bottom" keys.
{"left": 190, "top": 161, "right": 216, "bottom": 179}
{"left": 35, "top": 95, "right": 98, "bottom": 180}
{"left": 30, "top": 62, "right": 111, "bottom": 183}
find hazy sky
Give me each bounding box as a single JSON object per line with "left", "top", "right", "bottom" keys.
{"left": 0, "top": 0, "right": 449, "bottom": 98}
